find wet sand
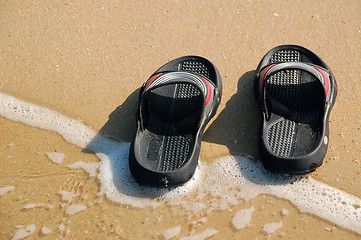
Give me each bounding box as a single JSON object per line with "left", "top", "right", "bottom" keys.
{"left": 1, "top": 1, "right": 361, "bottom": 239}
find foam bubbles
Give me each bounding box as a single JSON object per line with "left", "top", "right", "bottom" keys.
{"left": 12, "top": 224, "right": 36, "bottom": 240}
{"left": 23, "top": 203, "right": 52, "bottom": 210}
{"left": 162, "top": 226, "right": 181, "bottom": 240}
{"left": 59, "top": 190, "right": 77, "bottom": 202}
{"left": 179, "top": 228, "right": 218, "bottom": 240}
{"left": 66, "top": 204, "right": 87, "bottom": 216}
{"left": 0, "top": 93, "right": 96, "bottom": 148}
{"left": 232, "top": 205, "right": 255, "bottom": 230}
{"left": 281, "top": 208, "right": 289, "bottom": 216}
{"left": 67, "top": 161, "right": 100, "bottom": 177}
{"left": 41, "top": 226, "right": 52, "bottom": 235}
{"left": 93, "top": 137, "right": 202, "bottom": 209}
{"left": 211, "top": 156, "right": 361, "bottom": 234}
{"left": 0, "top": 186, "right": 15, "bottom": 197}
{"left": 262, "top": 221, "right": 283, "bottom": 235}
{"left": 58, "top": 224, "right": 65, "bottom": 231}
{"left": 46, "top": 152, "right": 65, "bottom": 164}
{"left": 1, "top": 93, "right": 361, "bottom": 234}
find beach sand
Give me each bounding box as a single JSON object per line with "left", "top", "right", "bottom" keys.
{"left": 1, "top": 1, "right": 361, "bottom": 239}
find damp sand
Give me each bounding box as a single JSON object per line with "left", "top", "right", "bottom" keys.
{"left": 1, "top": 1, "right": 361, "bottom": 239}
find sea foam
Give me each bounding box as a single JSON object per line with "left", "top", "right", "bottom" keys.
{"left": 12, "top": 224, "right": 36, "bottom": 240}
{"left": 162, "top": 226, "right": 181, "bottom": 240}
{"left": 232, "top": 205, "right": 255, "bottom": 230}
{"left": 0, "top": 92, "right": 360, "bottom": 234}
{"left": 0, "top": 186, "right": 15, "bottom": 197}
{"left": 179, "top": 228, "right": 219, "bottom": 240}
{"left": 66, "top": 204, "right": 87, "bottom": 216}
{"left": 262, "top": 221, "right": 283, "bottom": 235}
{"left": 46, "top": 152, "right": 65, "bottom": 164}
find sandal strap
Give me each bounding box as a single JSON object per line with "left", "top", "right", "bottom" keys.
{"left": 258, "top": 62, "right": 332, "bottom": 119}
{"left": 139, "top": 71, "right": 215, "bottom": 130}
{"left": 259, "top": 62, "right": 331, "bottom": 100}
{"left": 141, "top": 72, "right": 215, "bottom": 105}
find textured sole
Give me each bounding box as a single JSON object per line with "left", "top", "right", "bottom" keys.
{"left": 265, "top": 49, "right": 322, "bottom": 158}
{"left": 255, "top": 45, "right": 337, "bottom": 174}
{"left": 158, "top": 83, "right": 202, "bottom": 172}
{"left": 155, "top": 60, "right": 212, "bottom": 172}
{"left": 266, "top": 49, "right": 300, "bottom": 157}
{"left": 130, "top": 56, "right": 222, "bottom": 186}
{"left": 181, "top": 60, "right": 211, "bottom": 79}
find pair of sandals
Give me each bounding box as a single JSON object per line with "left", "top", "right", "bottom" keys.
{"left": 129, "top": 45, "right": 337, "bottom": 187}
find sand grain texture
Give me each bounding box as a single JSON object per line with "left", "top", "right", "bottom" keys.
{"left": 1, "top": 1, "right": 361, "bottom": 239}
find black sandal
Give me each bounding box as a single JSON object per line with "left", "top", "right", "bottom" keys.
{"left": 129, "top": 56, "right": 222, "bottom": 187}
{"left": 255, "top": 45, "right": 337, "bottom": 174}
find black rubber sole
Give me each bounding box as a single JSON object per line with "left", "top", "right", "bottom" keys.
{"left": 255, "top": 45, "right": 337, "bottom": 174}
{"left": 130, "top": 56, "right": 222, "bottom": 187}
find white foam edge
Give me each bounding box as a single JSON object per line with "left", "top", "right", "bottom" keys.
{"left": 58, "top": 224, "right": 65, "bottom": 231}
{"left": 232, "top": 205, "right": 255, "bottom": 230}
{"left": 41, "top": 226, "right": 52, "bottom": 235}
{"left": 281, "top": 208, "right": 289, "bottom": 216}
{"left": 262, "top": 221, "right": 283, "bottom": 235}
{"left": 23, "top": 203, "right": 52, "bottom": 209}
{"left": 12, "top": 224, "right": 36, "bottom": 240}
{"left": 0, "top": 92, "right": 96, "bottom": 148}
{"left": 66, "top": 204, "right": 87, "bottom": 216}
{"left": 179, "top": 228, "right": 219, "bottom": 240}
{"left": 67, "top": 161, "right": 100, "bottom": 177}
{"left": 162, "top": 226, "right": 181, "bottom": 240}
{"left": 58, "top": 190, "right": 77, "bottom": 202}
{"left": 1, "top": 92, "right": 361, "bottom": 234}
{"left": 0, "top": 186, "right": 15, "bottom": 197}
{"left": 46, "top": 152, "right": 65, "bottom": 164}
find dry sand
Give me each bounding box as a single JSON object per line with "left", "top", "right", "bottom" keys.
{"left": 1, "top": 1, "right": 361, "bottom": 239}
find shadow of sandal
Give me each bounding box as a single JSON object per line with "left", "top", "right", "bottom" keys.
{"left": 97, "top": 88, "right": 139, "bottom": 143}
{"left": 82, "top": 72, "right": 307, "bottom": 198}
{"left": 203, "top": 70, "right": 261, "bottom": 158}
{"left": 83, "top": 88, "right": 174, "bottom": 197}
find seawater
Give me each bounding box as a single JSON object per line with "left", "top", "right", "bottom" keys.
{"left": 0, "top": 92, "right": 360, "bottom": 234}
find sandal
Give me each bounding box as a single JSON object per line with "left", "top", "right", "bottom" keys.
{"left": 129, "top": 56, "right": 222, "bottom": 186}
{"left": 255, "top": 45, "right": 337, "bottom": 174}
